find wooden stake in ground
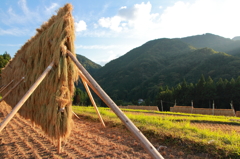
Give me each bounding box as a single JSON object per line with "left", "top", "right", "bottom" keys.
{"left": 67, "top": 51, "right": 164, "bottom": 159}
{"left": 58, "top": 137, "right": 61, "bottom": 154}
{"left": 81, "top": 78, "right": 106, "bottom": 127}
{"left": 0, "top": 62, "right": 54, "bottom": 132}
{"left": 0, "top": 80, "right": 14, "bottom": 94}
{"left": 0, "top": 77, "right": 25, "bottom": 102}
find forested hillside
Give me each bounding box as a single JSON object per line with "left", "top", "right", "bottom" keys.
{"left": 91, "top": 37, "right": 240, "bottom": 106}
{"left": 76, "top": 54, "right": 101, "bottom": 74}
{"left": 92, "top": 39, "right": 195, "bottom": 102}
{"left": 158, "top": 75, "right": 240, "bottom": 111}
{"left": 180, "top": 33, "right": 240, "bottom": 55}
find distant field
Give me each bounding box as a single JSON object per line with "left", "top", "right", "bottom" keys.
{"left": 73, "top": 106, "right": 240, "bottom": 158}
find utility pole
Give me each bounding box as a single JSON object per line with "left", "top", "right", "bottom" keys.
{"left": 191, "top": 100, "right": 193, "bottom": 114}
{"left": 161, "top": 100, "right": 163, "bottom": 111}
{"left": 230, "top": 101, "right": 236, "bottom": 116}
{"left": 212, "top": 100, "right": 215, "bottom": 115}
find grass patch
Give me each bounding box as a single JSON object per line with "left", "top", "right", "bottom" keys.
{"left": 73, "top": 106, "right": 240, "bottom": 158}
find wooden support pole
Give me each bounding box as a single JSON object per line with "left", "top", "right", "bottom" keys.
{"left": 0, "top": 62, "right": 54, "bottom": 132}
{"left": 58, "top": 137, "right": 61, "bottom": 154}
{"left": 0, "top": 85, "right": 4, "bottom": 90}
{"left": 0, "top": 80, "right": 14, "bottom": 94}
{"left": 72, "top": 111, "right": 80, "bottom": 119}
{"left": 212, "top": 100, "right": 215, "bottom": 115}
{"left": 82, "top": 79, "right": 106, "bottom": 127}
{"left": 0, "top": 77, "right": 25, "bottom": 102}
{"left": 78, "top": 71, "right": 105, "bottom": 103}
{"left": 0, "top": 85, "right": 6, "bottom": 93}
{"left": 160, "top": 100, "right": 163, "bottom": 111}
{"left": 67, "top": 52, "right": 163, "bottom": 159}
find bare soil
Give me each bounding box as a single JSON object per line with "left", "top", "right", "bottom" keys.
{"left": 0, "top": 102, "right": 213, "bottom": 159}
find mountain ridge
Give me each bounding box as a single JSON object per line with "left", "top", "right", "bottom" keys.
{"left": 76, "top": 33, "right": 240, "bottom": 104}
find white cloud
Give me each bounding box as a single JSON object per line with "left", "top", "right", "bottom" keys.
{"left": 76, "top": 44, "right": 116, "bottom": 49}
{"left": 97, "top": 2, "right": 160, "bottom": 36}
{"left": 98, "top": 16, "right": 122, "bottom": 32}
{"left": 18, "top": 0, "right": 30, "bottom": 15}
{"left": 159, "top": 0, "right": 240, "bottom": 38}
{"left": 75, "top": 20, "right": 87, "bottom": 32}
{"left": 44, "top": 3, "right": 59, "bottom": 15}
{"left": 0, "top": 27, "right": 29, "bottom": 36}
{"left": 95, "top": 50, "right": 121, "bottom": 66}
{"left": 0, "top": 0, "right": 41, "bottom": 25}
{"left": 92, "top": 0, "right": 240, "bottom": 39}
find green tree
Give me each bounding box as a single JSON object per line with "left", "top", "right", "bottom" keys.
{"left": 0, "top": 52, "right": 11, "bottom": 75}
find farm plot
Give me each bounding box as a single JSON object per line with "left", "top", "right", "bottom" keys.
{"left": 0, "top": 101, "right": 151, "bottom": 159}
{"left": 0, "top": 102, "right": 216, "bottom": 159}
{"left": 73, "top": 106, "right": 240, "bottom": 158}
{"left": 190, "top": 122, "right": 240, "bottom": 134}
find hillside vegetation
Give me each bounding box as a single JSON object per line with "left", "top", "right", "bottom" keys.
{"left": 180, "top": 33, "right": 240, "bottom": 55}
{"left": 76, "top": 54, "right": 101, "bottom": 74}
{"left": 88, "top": 36, "right": 240, "bottom": 105}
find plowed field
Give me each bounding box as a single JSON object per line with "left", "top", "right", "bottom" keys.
{"left": 0, "top": 102, "right": 212, "bottom": 159}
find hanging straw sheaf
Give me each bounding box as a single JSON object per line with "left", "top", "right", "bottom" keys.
{"left": 1, "top": 3, "right": 79, "bottom": 139}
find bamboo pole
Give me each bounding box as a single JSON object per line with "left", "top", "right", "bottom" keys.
{"left": 0, "top": 85, "right": 4, "bottom": 90}
{"left": 72, "top": 111, "right": 80, "bottom": 119}
{"left": 0, "top": 62, "right": 54, "bottom": 132}
{"left": 82, "top": 79, "right": 106, "bottom": 127}
{"left": 67, "top": 52, "right": 163, "bottom": 159}
{"left": 78, "top": 71, "right": 103, "bottom": 101}
{"left": 0, "top": 85, "right": 6, "bottom": 92}
{"left": 0, "top": 80, "right": 14, "bottom": 94}
{"left": 0, "top": 77, "right": 25, "bottom": 102}
{"left": 58, "top": 137, "right": 61, "bottom": 154}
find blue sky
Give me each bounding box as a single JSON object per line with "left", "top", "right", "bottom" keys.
{"left": 0, "top": 0, "right": 240, "bottom": 66}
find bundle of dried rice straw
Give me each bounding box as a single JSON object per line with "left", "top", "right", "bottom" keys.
{"left": 1, "top": 3, "right": 79, "bottom": 139}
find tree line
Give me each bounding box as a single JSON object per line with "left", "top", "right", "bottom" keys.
{"left": 0, "top": 51, "right": 11, "bottom": 74}
{"left": 156, "top": 75, "right": 240, "bottom": 111}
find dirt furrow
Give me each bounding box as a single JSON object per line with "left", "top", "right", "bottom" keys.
{"left": 11, "top": 117, "right": 72, "bottom": 159}
{"left": 1, "top": 122, "right": 29, "bottom": 158}
{"left": 69, "top": 119, "right": 151, "bottom": 159}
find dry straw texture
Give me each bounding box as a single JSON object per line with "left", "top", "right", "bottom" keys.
{"left": 1, "top": 4, "right": 79, "bottom": 139}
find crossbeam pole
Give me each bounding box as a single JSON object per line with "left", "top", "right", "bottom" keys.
{"left": 67, "top": 52, "right": 163, "bottom": 159}
{"left": 0, "top": 77, "right": 25, "bottom": 102}
{"left": 0, "top": 80, "right": 14, "bottom": 94}
{"left": 0, "top": 62, "right": 54, "bottom": 132}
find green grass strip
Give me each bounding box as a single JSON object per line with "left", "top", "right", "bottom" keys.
{"left": 73, "top": 106, "right": 240, "bottom": 158}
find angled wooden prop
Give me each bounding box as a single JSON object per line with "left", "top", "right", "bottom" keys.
{"left": 67, "top": 51, "right": 164, "bottom": 159}
{"left": 0, "top": 77, "right": 25, "bottom": 102}
{"left": 80, "top": 76, "right": 106, "bottom": 127}
{"left": 78, "top": 71, "right": 106, "bottom": 103}
{"left": 72, "top": 111, "right": 80, "bottom": 119}
{"left": 0, "top": 62, "right": 54, "bottom": 132}
{"left": 58, "top": 137, "right": 61, "bottom": 154}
